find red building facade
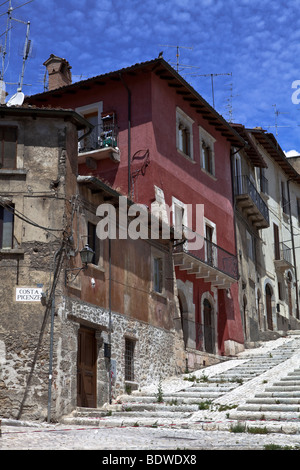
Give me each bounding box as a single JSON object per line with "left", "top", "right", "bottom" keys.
{"left": 27, "top": 56, "right": 245, "bottom": 363}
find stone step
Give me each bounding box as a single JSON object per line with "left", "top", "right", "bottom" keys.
{"left": 246, "top": 397, "right": 300, "bottom": 404}
{"left": 237, "top": 403, "right": 300, "bottom": 412}
{"left": 255, "top": 392, "right": 300, "bottom": 398}
{"left": 113, "top": 403, "right": 200, "bottom": 412}
{"left": 228, "top": 410, "right": 300, "bottom": 422}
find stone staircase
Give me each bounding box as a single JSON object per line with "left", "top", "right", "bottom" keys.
{"left": 61, "top": 334, "right": 300, "bottom": 434}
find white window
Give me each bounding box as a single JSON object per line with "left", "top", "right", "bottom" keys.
{"left": 172, "top": 196, "right": 188, "bottom": 239}
{"left": 76, "top": 102, "right": 103, "bottom": 151}
{"left": 199, "top": 126, "right": 216, "bottom": 177}
{"left": 204, "top": 218, "right": 217, "bottom": 265}
{"left": 176, "top": 107, "right": 194, "bottom": 159}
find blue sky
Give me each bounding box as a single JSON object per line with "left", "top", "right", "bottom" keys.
{"left": 2, "top": 0, "right": 300, "bottom": 155}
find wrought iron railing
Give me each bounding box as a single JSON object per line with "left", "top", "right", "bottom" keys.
{"left": 174, "top": 226, "right": 238, "bottom": 280}
{"left": 234, "top": 175, "right": 269, "bottom": 224}
{"left": 79, "top": 122, "right": 118, "bottom": 153}
{"left": 280, "top": 242, "right": 292, "bottom": 265}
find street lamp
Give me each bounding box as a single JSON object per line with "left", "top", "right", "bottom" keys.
{"left": 65, "top": 244, "right": 95, "bottom": 285}
{"left": 79, "top": 244, "right": 95, "bottom": 266}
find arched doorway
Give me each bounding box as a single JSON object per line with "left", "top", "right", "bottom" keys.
{"left": 243, "top": 294, "right": 248, "bottom": 340}
{"left": 257, "top": 289, "right": 263, "bottom": 330}
{"left": 203, "top": 299, "right": 214, "bottom": 354}
{"left": 265, "top": 284, "right": 273, "bottom": 330}
{"left": 287, "top": 272, "right": 293, "bottom": 317}
{"left": 178, "top": 290, "right": 189, "bottom": 349}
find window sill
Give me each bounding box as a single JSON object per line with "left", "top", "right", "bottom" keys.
{"left": 176, "top": 149, "right": 196, "bottom": 163}
{"left": 151, "top": 289, "right": 168, "bottom": 301}
{"left": 0, "top": 248, "right": 24, "bottom": 255}
{"left": 0, "top": 169, "right": 27, "bottom": 177}
{"left": 201, "top": 167, "right": 217, "bottom": 181}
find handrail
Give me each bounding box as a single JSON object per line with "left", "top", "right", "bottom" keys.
{"left": 79, "top": 122, "right": 118, "bottom": 153}
{"left": 174, "top": 226, "right": 238, "bottom": 280}
{"left": 235, "top": 175, "right": 269, "bottom": 224}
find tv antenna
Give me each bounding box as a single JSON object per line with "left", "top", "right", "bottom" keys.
{"left": 158, "top": 44, "right": 198, "bottom": 72}
{"left": 263, "top": 105, "right": 290, "bottom": 144}
{"left": 0, "top": 0, "right": 33, "bottom": 98}
{"left": 187, "top": 72, "right": 232, "bottom": 109}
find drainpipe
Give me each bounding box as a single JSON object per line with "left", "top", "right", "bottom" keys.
{"left": 119, "top": 73, "right": 132, "bottom": 197}
{"left": 47, "top": 247, "right": 62, "bottom": 423}
{"left": 108, "top": 237, "right": 112, "bottom": 404}
{"left": 287, "top": 179, "right": 299, "bottom": 319}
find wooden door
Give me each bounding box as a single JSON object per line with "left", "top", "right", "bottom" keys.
{"left": 77, "top": 327, "right": 97, "bottom": 408}
{"left": 203, "top": 299, "right": 214, "bottom": 354}
{"left": 265, "top": 284, "right": 273, "bottom": 331}
{"left": 273, "top": 223, "right": 280, "bottom": 260}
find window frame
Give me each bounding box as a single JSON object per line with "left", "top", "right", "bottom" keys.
{"left": 0, "top": 126, "right": 18, "bottom": 170}
{"left": 199, "top": 126, "right": 216, "bottom": 177}
{"left": 176, "top": 107, "right": 194, "bottom": 160}
{"left": 0, "top": 203, "right": 14, "bottom": 249}
{"left": 88, "top": 221, "right": 101, "bottom": 266}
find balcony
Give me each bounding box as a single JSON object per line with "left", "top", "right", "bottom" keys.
{"left": 78, "top": 118, "right": 120, "bottom": 164}
{"left": 173, "top": 227, "right": 238, "bottom": 289}
{"left": 274, "top": 242, "right": 293, "bottom": 272}
{"left": 234, "top": 175, "right": 269, "bottom": 229}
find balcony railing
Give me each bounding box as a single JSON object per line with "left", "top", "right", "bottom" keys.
{"left": 79, "top": 122, "right": 118, "bottom": 153}
{"left": 234, "top": 175, "right": 269, "bottom": 228}
{"left": 274, "top": 242, "right": 293, "bottom": 271}
{"left": 173, "top": 226, "right": 238, "bottom": 286}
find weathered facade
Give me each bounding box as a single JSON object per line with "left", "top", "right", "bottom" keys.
{"left": 0, "top": 105, "right": 186, "bottom": 422}
{"left": 0, "top": 106, "right": 86, "bottom": 420}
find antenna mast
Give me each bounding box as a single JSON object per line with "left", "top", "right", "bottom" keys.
{"left": 0, "top": 0, "right": 32, "bottom": 92}
{"left": 159, "top": 44, "right": 195, "bottom": 72}
{"left": 188, "top": 72, "right": 232, "bottom": 109}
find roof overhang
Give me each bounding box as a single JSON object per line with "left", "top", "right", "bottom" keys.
{"left": 0, "top": 105, "right": 92, "bottom": 130}
{"left": 25, "top": 57, "right": 245, "bottom": 148}
{"left": 249, "top": 128, "right": 300, "bottom": 183}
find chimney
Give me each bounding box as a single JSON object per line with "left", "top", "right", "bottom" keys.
{"left": 43, "top": 54, "right": 72, "bottom": 91}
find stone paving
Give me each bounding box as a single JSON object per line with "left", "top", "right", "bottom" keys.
{"left": 2, "top": 334, "right": 300, "bottom": 451}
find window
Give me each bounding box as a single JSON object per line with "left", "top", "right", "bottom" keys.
{"left": 273, "top": 223, "right": 280, "bottom": 260}
{"left": 153, "top": 256, "right": 163, "bottom": 293}
{"left": 246, "top": 230, "right": 256, "bottom": 262}
{"left": 0, "top": 204, "right": 14, "bottom": 249}
{"left": 125, "top": 338, "right": 135, "bottom": 382}
{"left": 199, "top": 126, "right": 216, "bottom": 176}
{"left": 88, "top": 222, "right": 100, "bottom": 265}
{"left": 172, "top": 197, "right": 187, "bottom": 239}
{"left": 297, "top": 198, "right": 300, "bottom": 225}
{"left": 0, "top": 127, "right": 17, "bottom": 169}
{"left": 205, "top": 224, "right": 216, "bottom": 265}
{"left": 281, "top": 181, "right": 289, "bottom": 215}
{"left": 259, "top": 168, "right": 268, "bottom": 194}
{"left": 176, "top": 107, "right": 194, "bottom": 159}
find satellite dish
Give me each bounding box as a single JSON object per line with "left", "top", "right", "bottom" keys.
{"left": 6, "top": 91, "right": 24, "bottom": 107}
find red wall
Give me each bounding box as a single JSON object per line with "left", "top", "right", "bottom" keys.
{"left": 28, "top": 67, "right": 244, "bottom": 353}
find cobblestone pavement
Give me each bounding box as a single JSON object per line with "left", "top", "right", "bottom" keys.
{"left": 1, "top": 420, "right": 300, "bottom": 451}
{"left": 2, "top": 335, "right": 300, "bottom": 452}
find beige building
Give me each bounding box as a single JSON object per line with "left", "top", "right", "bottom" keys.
{"left": 232, "top": 125, "right": 300, "bottom": 343}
